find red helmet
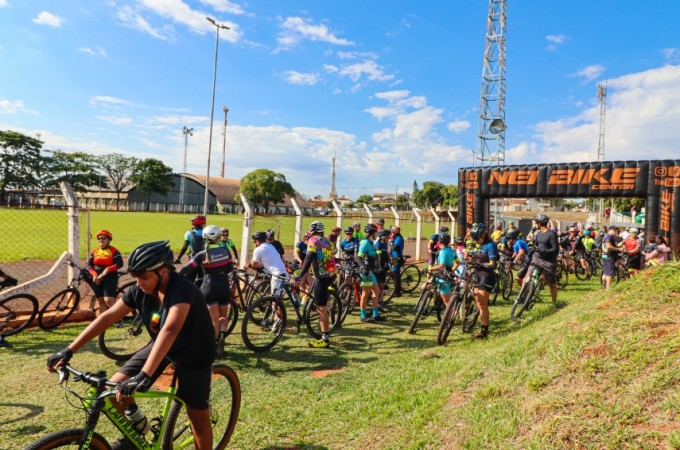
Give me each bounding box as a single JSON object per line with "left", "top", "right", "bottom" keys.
{"left": 96, "top": 229, "right": 113, "bottom": 240}
{"left": 191, "top": 215, "right": 206, "bottom": 227}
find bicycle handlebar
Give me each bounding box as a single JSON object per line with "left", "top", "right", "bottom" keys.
{"left": 58, "top": 364, "right": 118, "bottom": 388}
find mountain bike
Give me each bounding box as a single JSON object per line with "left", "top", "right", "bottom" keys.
{"left": 408, "top": 269, "right": 446, "bottom": 334}
{"left": 25, "top": 363, "right": 240, "bottom": 450}
{"left": 38, "top": 258, "right": 135, "bottom": 330}
{"left": 0, "top": 275, "right": 39, "bottom": 338}
{"left": 241, "top": 272, "right": 343, "bottom": 352}
{"left": 336, "top": 261, "right": 362, "bottom": 325}
{"left": 490, "top": 255, "right": 514, "bottom": 304}
{"left": 510, "top": 262, "right": 546, "bottom": 319}
{"left": 437, "top": 268, "right": 478, "bottom": 345}
{"left": 383, "top": 255, "right": 422, "bottom": 302}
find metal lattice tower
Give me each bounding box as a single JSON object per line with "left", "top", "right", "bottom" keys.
{"left": 329, "top": 152, "right": 337, "bottom": 199}
{"left": 597, "top": 81, "right": 607, "bottom": 162}
{"left": 179, "top": 125, "right": 193, "bottom": 208}
{"left": 475, "top": 0, "right": 507, "bottom": 167}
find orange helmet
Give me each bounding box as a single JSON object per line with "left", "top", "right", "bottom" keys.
{"left": 96, "top": 229, "right": 113, "bottom": 240}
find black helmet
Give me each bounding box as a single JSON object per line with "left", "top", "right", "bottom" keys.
{"left": 128, "top": 240, "right": 173, "bottom": 274}
{"left": 535, "top": 214, "right": 550, "bottom": 225}
{"left": 379, "top": 229, "right": 391, "bottom": 238}
{"left": 440, "top": 226, "right": 449, "bottom": 233}
{"left": 376, "top": 217, "right": 385, "bottom": 225}
{"left": 470, "top": 223, "right": 487, "bottom": 240}
{"left": 265, "top": 229, "right": 276, "bottom": 240}
{"left": 344, "top": 226, "right": 353, "bottom": 233}
{"left": 505, "top": 228, "right": 520, "bottom": 240}
{"left": 252, "top": 231, "right": 267, "bottom": 242}
{"left": 308, "top": 221, "right": 324, "bottom": 235}
{"left": 454, "top": 236, "right": 465, "bottom": 245}
{"left": 364, "top": 223, "right": 378, "bottom": 234}
{"left": 440, "top": 233, "right": 451, "bottom": 246}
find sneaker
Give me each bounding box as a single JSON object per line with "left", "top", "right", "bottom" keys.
{"left": 308, "top": 338, "right": 330, "bottom": 348}
{"left": 474, "top": 329, "right": 488, "bottom": 339}
{"left": 270, "top": 318, "right": 282, "bottom": 333}
{"left": 360, "top": 316, "right": 374, "bottom": 323}
{"left": 372, "top": 315, "right": 387, "bottom": 322}
{"left": 216, "top": 337, "right": 225, "bottom": 359}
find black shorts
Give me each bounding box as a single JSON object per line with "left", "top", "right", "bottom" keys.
{"left": 474, "top": 270, "right": 496, "bottom": 293}
{"left": 119, "top": 343, "right": 212, "bottom": 410}
{"left": 92, "top": 274, "right": 119, "bottom": 298}
{"left": 313, "top": 276, "right": 335, "bottom": 307}
{"left": 202, "top": 285, "right": 234, "bottom": 308}
{"left": 375, "top": 270, "right": 387, "bottom": 284}
{"left": 627, "top": 255, "right": 642, "bottom": 271}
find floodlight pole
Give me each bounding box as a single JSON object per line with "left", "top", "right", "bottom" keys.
{"left": 203, "top": 17, "right": 230, "bottom": 216}
{"left": 220, "top": 106, "right": 229, "bottom": 178}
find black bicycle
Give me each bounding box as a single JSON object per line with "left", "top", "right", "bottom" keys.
{"left": 0, "top": 275, "right": 39, "bottom": 338}
{"left": 408, "top": 268, "right": 446, "bottom": 334}
{"left": 437, "top": 268, "right": 479, "bottom": 345}
{"left": 510, "top": 261, "right": 546, "bottom": 319}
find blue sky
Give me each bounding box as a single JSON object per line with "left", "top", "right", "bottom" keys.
{"left": 1, "top": 1, "right": 679, "bottom": 200}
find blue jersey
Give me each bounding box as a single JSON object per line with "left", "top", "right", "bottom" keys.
{"left": 513, "top": 239, "right": 530, "bottom": 256}
{"left": 391, "top": 234, "right": 404, "bottom": 258}
{"left": 339, "top": 237, "right": 359, "bottom": 257}
{"left": 358, "top": 239, "right": 376, "bottom": 258}
{"left": 437, "top": 246, "right": 458, "bottom": 270}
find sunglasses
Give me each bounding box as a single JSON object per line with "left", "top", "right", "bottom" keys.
{"left": 97, "top": 237, "right": 109, "bottom": 241}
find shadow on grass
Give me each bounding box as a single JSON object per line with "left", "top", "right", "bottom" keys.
{"left": 0, "top": 403, "right": 44, "bottom": 426}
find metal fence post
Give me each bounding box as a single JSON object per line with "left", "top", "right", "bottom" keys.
{"left": 363, "top": 203, "right": 374, "bottom": 224}
{"left": 446, "top": 210, "right": 456, "bottom": 237}
{"left": 331, "top": 199, "right": 342, "bottom": 229}
{"left": 413, "top": 207, "right": 422, "bottom": 262}
{"left": 430, "top": 207, "right": 440, "bottom": 235}
{"left": 390, "top": 206, "right": 400, "bottom": 227}
{"left": 61, "top": 182, "right": 79, "bottom": 280}
{"left": 239, "top": 193, "right": 253, "bottom": 269}
{"left": 291, "top": 198, "right": 303, "bottom": 245}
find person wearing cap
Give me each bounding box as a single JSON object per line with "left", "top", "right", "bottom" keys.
{"left": 175, "top": 215, "right": 207, "bottom": 285}
{"left": 266, "top": 229, "right": 285, "bottom": 259}
{"left": 352, "top": 222, "right": 365, "bottom": 241}
{"left": 86, "top": 230, "right": 124, "bottom": 315}
{"left": 623, "top": 228, "right": 642, "bottom": 275}
{"left": 389, "top": 225, "right": 405, "bottom": 297}
{"left": 601, "top": 226, "right": 623, "bottom": 289}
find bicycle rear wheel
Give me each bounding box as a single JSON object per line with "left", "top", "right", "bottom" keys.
{"left": 0, "top": 293, "right": 38, "bottom": 337}
{"left": 38, "top": 288, "right": 80, "bottom": 330}
{"left": 401, "top": 264, "right": 422, "bottom": 293}
{"left": 304, "top": 288, "right": 343, "bottom": 339}
{"left": 436, "top": 293, "right": 462, "bottom": 345}
{"left": 163, "top": 363, "right": 241, "bottom": 450}
{"left": 98, "top": 312, "right": 150, "bottom": 361}
{"left": 24, "top": 428, "right": 110, "bottom": 449}
{"left": 501, "top": 270, "right": 513, "bottom": 300}
{"left": 461, "top": 293, "right": 479, "bottom": 333}
{"left": 241, "top": 296, "right": 286, "bottom": 352}
{"left": 574, "top": 262, "right": 591, "bottom": 280}
{"left": 381, "top": 272, "right": 396, "bottom": 304}
{"left": 408, "top": 289, "right": 432, "bottom": 334}
{"left": 510, "top": 280, "right": 535, "bottom": 319}
{"left": 337, "top": 281, "right": 356, "bottom": 324}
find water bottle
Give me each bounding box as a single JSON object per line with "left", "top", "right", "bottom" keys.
{"left": 125, "top": 404, "right": 150, "bottom": 435}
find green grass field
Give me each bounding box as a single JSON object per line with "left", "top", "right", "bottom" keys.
{"left": 1, "top": 264, "right": 678, "bottom": 449}
{"left": 0, "top": 209, "right": 430, "bottom": 262}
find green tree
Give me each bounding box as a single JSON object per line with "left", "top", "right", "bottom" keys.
{"left": 442, "top": 184, "right": 459, "bottom": 210}
{"left": 42, "top": 150, "right": 101, "bottom": 192}
{"left": 129, "top": 158, "right": 175, "bottom": 211}
{"left": 0, "top": 130, "right": 43, "bottom": 201}
{"left": 395, "top": 193, "right": 410, "bottom": 209}
{"left": 412, "top": 181, "right": 446, "bottom": 209}
{"left": 355, "top": 194, "right": 373, "bottom": 206}
{"left": 98, "top": 153, "right": 139, "bottom": 210}
{"left": 237, "top": 168, "right": 296, "bottom": 210}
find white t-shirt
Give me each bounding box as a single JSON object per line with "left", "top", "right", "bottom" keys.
{"left": 252, "top": 242, "right": 287, "bottom": 276}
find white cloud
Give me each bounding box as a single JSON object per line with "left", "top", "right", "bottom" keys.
{"left": 447, "top": 120, "right": 471, "bottom": 133}
{"left": 78, "top": 47, "right": 107, "bottom": 56}
{"left": 32, "top": 11, "right": 64, "bottom": 28}
{"left": 0, "top": 1, "right": 9, "bottom": 8}
{"left": 117, "top": 5, "right": 170, "bottom": 40}
{"left": 276, "top": 16, "right": 353, "bottom": 51}
{"left": 570, "top": 64, "right": 606, "bottom": 82}
{"left": 90, "top": 96, "right": 140, "bottom": 107}
{"left": 336, "top": 60, "right": 394, "bottom": 83}
{"left": 0, "top": 98, "right": 37, "bottom": 115}
{"left": 96, "top": 115, "right": 133, "bottom": 126}
{"left": 546, "top": 34, "right": 568, "bottom": 52}
{"left": 662, "top": 48, "right": 679, "bottom": 63}
{"left": 512, "top": 64, "right": 680, "bottom": 164}
{"left": 283, "top": 71, "right": 320, "bottom": 86}
{"left": 198, "top": 0, "right": 245, "bottom": 15}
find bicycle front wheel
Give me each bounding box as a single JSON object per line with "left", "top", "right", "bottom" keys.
{"left": 24, "top": 428, "right": 110, "bottom": 450}
{"left": 501, "top": 270, "right": 514, "bottom": 300}
{"left": 436, "top": 293, "right": 462, "bottom": 346}
{"left": 408, "top": 289, "right": 432, "bottom": 334}
{"left": 337, "top": 281, "right": 356, "bottom": 324}
{"left": 38, "top": 288, "right": 80, "bottom": 330}
{"left": 401, "top": 264, "right": 422, "bottom": 293}
{"left": 304, "top": 288, "right": 343, "bottom": 339}
{"left": 461, "top": 293, "right": 479, "bottom": 333}
{"left": 98, "top": 312, "right": 150, "bottom": 361}
{"left": 0, "top": 293, "right": 38, "bottom": 337}
{"left": 574, "top": 262, "right": 590, "bottom": 281}
{"left": 241, "top": 296, "right": 286, "bottom": 352}
{"left": 163, "top": 363, "right": 241, "bottom": 450}
{"left": 510, "top": 280, "right": 535, "bottom": 319}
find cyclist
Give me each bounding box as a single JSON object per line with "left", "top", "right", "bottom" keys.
{"left": 327, "top": 226, "right": 342, "bottom": 251}
{"left": 505, "top": 228, "right": 529, "bottom": 284}
{"left": 266, "top": 229, "right": 285, "bottom": 259}
{"left": 601, "top": 225, "right": 623, "bottom": 289}
{"left": 428, "top": 226, "right": 449, "bottom": 267}
{"left": 218, "top": 228, "right": 239, "bottom": 265}
{"left": 293, "top": 233, "right": 313, "bottom": 301}
{"left": 389, "top": 225, "right": 405, "bottom": 297}
{"left": 86, "top": 230, "right": 124, "bottom": 315}
{"left": 428, "top": 233, "right": 460, "bottom": 308}
{"left": 374, "top": 229, "right": 391, "bottom": 305}
{"left": 339, "top": 226, "right": 359, "bottom": 258}
{"left": 352, "top": 222, "right": 365, "bottom": 242}
{"left": 295, "top": 221, "right": 338, "bottom": 348}
{"left": 248, "top": 231, "right": 288, "bottom": 294}
{"left": 175, "top": 215, "right": 206, "bottom": 284}
{"left": 567, "top": 226, "right": 589, "bottom": 275}
{"left": 469, "top": 223, "right": 498, "bottom": 339}
{"left": 374, "top": 217, "right": 385, "bottom": 231}
{"left": 527, "top": 214, "right": 559, "bottom": 303}
{"left": 357, "top": 223, "right": 386, "bottom": 322}
{"left": 178, "top": 225, "right": 234, "bottom": 359}
{"left": 490, "top": 225, "right": 504, "bottom": 243}
{"left": 623, "top": 227, "right": 642, "bottom": 275}
{"left": 453, "top": 237, "right": 468, "bottom": 278}
{"left": 582, "top": 229, "right": 596, "bottom": 252}
{"left": 47, "top": 240, "right": 216, "bottom": 449}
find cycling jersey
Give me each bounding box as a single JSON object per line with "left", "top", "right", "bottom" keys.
{"left": 390, "top": 233, "right": 404, "bottom": 259}
{"left": 218, "top": 238, "right": 238, "bottom": 259}
{"left": 353, "top": 230, "right": 365, "bottom": 241}
{"left": 87, "top": 245, "right": 124, "bottom": 277}
{"left": 339, "top": 236, "right": 359, "bottom": 257}
{"left": 437, "top": 246, "right": 458, "bottom": 270}
{"left": 180, "top": 246, "right": 233, "bottom": 307}
{"left": 300, "top": 236, "right": 337, "bottom": 279}
{"left": 294, "top": 241, "right": 308, "bottom": 261}
{"left": 582, "top": 237, "right": 595, "bottom": 251}
{"left": 374, "top": 238, "right": 390, "bottom": 271}
{"left": 568, "top": 235, "right": 586, "bottom": 252}
{"left": 474, "top": 239, "right": 499, "bottom": 273}
{"left": 535, "top": 229, "right": 559, "bottom": 264}
{"left": 184, "top": 229, "right": 205, "bottom": 257}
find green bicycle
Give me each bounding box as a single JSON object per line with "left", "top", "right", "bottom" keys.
{"left": 25, "top": 363, "right": 241, "bottom": 450}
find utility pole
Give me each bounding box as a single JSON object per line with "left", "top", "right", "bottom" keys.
{"left": 220, "top": 106, "right": 229, "bottom": 178}
{"left": 597, "top": 81, "right": 607, "bottom": 220}
{"left": 179, "top": 125, "right": 193, "bottom": 210}
{"left": 329, "top": 151, "right": 337, "bottom": 199}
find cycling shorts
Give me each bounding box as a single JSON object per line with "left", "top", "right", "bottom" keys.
{"left": 436, "top": 278, "right": 453, "bottom": 295}
{"left": 312, "top": 276, "right": 335, "bottom": 307}
{"left": 375, "top": 269, "right": 387, "bottom": 284}
{"left": 359, "top": 272, "right": 377, "bottom": 287}
{"left": 202, "top": 284, "right": 234, "bottom": 308}
{"left": 119, "top": 343, "right": 212, "bottom": 410}
{"left": 626, "top": 255, "right": 642, "bottom": 271}
{"left": 92, "top": 274, "right": 119, "bottom": 298}
{"left": 474, "top": 270, "right": 496, "bottom": 293}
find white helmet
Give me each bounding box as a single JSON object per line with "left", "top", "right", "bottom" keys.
{"left": 202, "top": 225, "right": 222, "bottom": 243}
{"left": 628, "top": 227, "right": 639, "bottom": 234}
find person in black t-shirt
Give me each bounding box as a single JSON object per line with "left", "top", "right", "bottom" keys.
{"left": 266, "top": 229, "right": 286, "bottom": 258}
{"left": 529, "top": 214, "right": 559, "bottom": 303}
{"left": 48, "top": 241, "right": 216, "bottom": 448}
